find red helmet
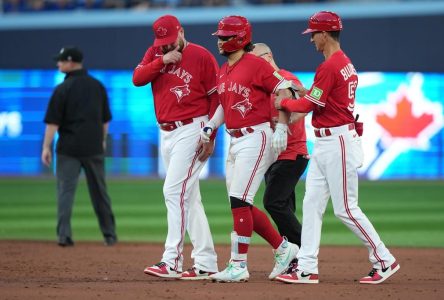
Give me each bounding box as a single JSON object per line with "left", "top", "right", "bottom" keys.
{"left": 302, "top": 11, "right": 342, "bottom": 34}
{"left": 212, "top": 15, "right": 252, "bottom": 53}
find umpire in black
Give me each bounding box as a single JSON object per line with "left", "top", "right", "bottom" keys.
{"left": 41, "top": 46, "right": 117, "bottom": 247}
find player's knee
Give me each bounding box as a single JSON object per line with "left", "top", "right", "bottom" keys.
{"left": 163, "top": 186, "right": 179, "bottom": 202}
{"left": 230, "top": 196, "right": 251, "bottom": 209}
{"left": 263, "top": 194, "right": 284, "bottom": 212}
{"left": 333, "top": 207, "right": 348, "bottom": 220}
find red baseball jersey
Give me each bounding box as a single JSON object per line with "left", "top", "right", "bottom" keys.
{"left": 133, "top": 42, "right": 219, "bottom": 123}
{"left": 217, "top": 53, "right": 285, "bottom": 129}
{"left": 270, "top": 69, "right": 308, "bottom": 160}
{"left": 304, "top": 50, "right": 357, "bottom": 128}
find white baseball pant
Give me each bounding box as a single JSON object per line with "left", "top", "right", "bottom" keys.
{"left": 297, "top": 124, "right": 396, "bottom": 274}
{"left": 226, "top": 122, "right": 277, "bottom": 204}
{"left": 160, "top": 115, "right": 218, "bottom": 273}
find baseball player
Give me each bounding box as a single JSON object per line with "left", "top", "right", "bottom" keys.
{"left": 200, "top": 15, "right": 299, "bottom": 283}
{"left": 275, "top": 11, "right": 400, "bottom": 284}
{"left": 132, "top": 15, "right": 219, "bottom": 280}
{"left": 251, "top": 43, "right": 309, "bottom": 260}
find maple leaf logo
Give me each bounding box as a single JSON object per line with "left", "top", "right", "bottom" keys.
{"left": 170, "top": 84, "right": 190, "bottom": 102}
{"left": 231, "top": 99, "right": 252, "bottom": 118}
{"left": 374, "top": 74, "right": 443, "bottom": 150}
{"left": 377, "top": 96, "right": 434, "bottom": 138}
{"left": 156, "top": 26, "right": 167, "bottom": 37}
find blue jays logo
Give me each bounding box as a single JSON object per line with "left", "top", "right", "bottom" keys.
{"left": 231, "top": 99, "right": 252, "bottom": 118}
{"left": 170, "top": 84, "right": 190, "bottom": 102}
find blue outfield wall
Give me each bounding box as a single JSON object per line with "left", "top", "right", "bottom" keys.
{"left": 0, "top": 2, "right": 443, "bottom": 179}
{"left": 0, "top": 69, "right": 443, "bottom": 179}
{"left": 0, "top": 2, "right": 444, "bottom": 72}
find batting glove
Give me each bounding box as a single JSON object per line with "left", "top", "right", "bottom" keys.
{"left": 272, "top": 123, "right": 288, "bottom": 155}
{"left": 201, "top": 121, "right": 215, "bottom": 143}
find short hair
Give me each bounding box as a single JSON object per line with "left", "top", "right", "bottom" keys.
{"left": 327, "top": 31, "right": 341, "bottom": 41}
{"left": 244, "top": 42, "right": 255, "bottom": 52}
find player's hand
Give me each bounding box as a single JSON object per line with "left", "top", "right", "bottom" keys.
{"left": 272, "top": 123, "right": 288, "bottom": 155}
{"left": 200, "top": 122, "right": 215, "bottom": 143}
{"left": 162, "top": 45, "right": 182, "bottom": 65}
{"left": 296, "top": 86, "right": 308, "bottom": 97}
{"left": 274, "top": 95, "right": 284, "bottom": 110}
{"left": 41, "top": 147, "right": 52, "bottom": 167}
{"left": 198, "top": 139, "right": 215, "bottom": 162}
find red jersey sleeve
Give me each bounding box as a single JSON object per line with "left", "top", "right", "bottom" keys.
{"left": 256, "top": 59, "right": 285, "bottom": 95}
{"left": 132, "top": 47, "right": 165, "bottom": 86}
{"left": 305, "top": 63, "right": 335, "bottom": 107}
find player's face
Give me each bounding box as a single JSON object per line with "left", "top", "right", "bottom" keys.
{"left": 161, "top": 30, "right": 185, "bottom": 54}
{"left": 310, "top": 31, "right": 326, "bottom": 52}
{"left": 217, "top": 36, "right": 234, "bottom": 56}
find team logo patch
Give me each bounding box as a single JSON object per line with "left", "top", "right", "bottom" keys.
{"left": 156, "top": 26, "right": 168, "bottom": 37}
{"left": 170, "top": 84, "right": 190, "bottom": 102}
{"left": 310, "top": 87, "right": 323, "bottom": 100}
{"left": 231, "top": 99, "right": 252, "bottom": 118}
{"left": 273, "top": 71, "right": 284, "bottom": 81}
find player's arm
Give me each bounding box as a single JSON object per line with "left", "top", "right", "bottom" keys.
{"left": 198, "top": 103, "right": 224, "bottom": 162}
{"left": 41, "top": 123, "right": 59, "bottom": 167}
{"left": 276, "top": 65, "right": 333, "bottom": 113}
{"left": 132, "top": 48, "right": 165, "bottom": 86}
{"left": 289, "top": 112, "right": 308, "bottom": 124}
{"left": 103, "top": 122, "right": 110, "bottom": 151}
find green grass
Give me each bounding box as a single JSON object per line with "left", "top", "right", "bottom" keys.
{"left": 0, "top": 178, "right": 443, "bottom": 247}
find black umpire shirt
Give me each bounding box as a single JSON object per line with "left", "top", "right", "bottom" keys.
{"left": 44, "top": 69, "right": 112, "bottom": 157}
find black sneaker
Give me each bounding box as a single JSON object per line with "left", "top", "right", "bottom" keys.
{"left": 104, "top": 236, "right": 117, "bottom": 246}
{"left": 58, "top": 237, "right": 74, "bottom": 247}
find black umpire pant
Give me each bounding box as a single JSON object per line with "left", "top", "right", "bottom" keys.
{"left": 56, "top": 154, "right": 116, "bottom": 243}
{"left": 263, "top": 155, "right": 309, "bottom": 247}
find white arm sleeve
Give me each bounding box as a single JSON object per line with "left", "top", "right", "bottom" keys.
{"left": 275, "top": 80, "right": 301, "bottom": 99}
{"left": 208, "top": 104, "right": 225, "bottom": 129}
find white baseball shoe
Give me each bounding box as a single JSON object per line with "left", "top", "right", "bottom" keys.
{"left": 180, "top": 267, "right": 216, "bottom": 280}
{"left": 268, "top": 238, "right": 299, "bottom": 280}
{"left": 275, "top": 268, "right": 319, "bottom": 284}
{"left": 210, "top": 260, "right": 249, "bottom": 283}
{"left": 144, "top": 262, "right": 181, "bottom": 278}
{"left": 360, "top": 261, "right": 400, "bottom": 284}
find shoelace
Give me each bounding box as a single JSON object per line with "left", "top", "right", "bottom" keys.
{"left": 225, "top": 262, "right": 235, "bottom": 272}
{"left": 274, "top": 250, "right": 285, "bottom": 265}
{"left": 367, "top": 268, "right": 378, "bottom": 277}
{"left": 155, "top": 262, "right": 166, "bottom": 267}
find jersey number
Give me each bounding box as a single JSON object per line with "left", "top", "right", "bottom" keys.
{"left": 348, "top": 81, "right": 358, "bottom": 100}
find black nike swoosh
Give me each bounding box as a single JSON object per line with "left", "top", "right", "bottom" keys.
{"left": 300, "top": 272, "right": 312, "bottom": 277}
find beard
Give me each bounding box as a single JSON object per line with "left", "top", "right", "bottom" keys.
{"left": 161, "top": 38, "right": 184, "bottom": 54}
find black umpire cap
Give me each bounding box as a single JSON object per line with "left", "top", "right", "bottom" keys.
{"left": 53, "top": 46, "right": 83, "bottom": 62}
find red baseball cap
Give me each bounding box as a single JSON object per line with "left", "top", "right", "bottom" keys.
{"left": 152, "top": 15, "right": 181, "bottom": 47}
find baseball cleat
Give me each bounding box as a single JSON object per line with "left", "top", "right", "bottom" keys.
{"left": 180, "top": 267, "right": 216, "bottom": 280}
{"left": 275, "top": 269, "right": 319, "bottom": 284}
{"left": 269, "top": 238, "right": 299, "bottom": 280}
{"left": 144, "top": 262, "right": 181, "bottom": 278}
{"left": 210, "top": 260, "right": 249, "bottom": 283}
{"left": 360, "top": 261, "right": 400, "bottom": 284}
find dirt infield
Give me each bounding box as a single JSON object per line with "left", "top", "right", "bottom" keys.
{"left": 0, "top": 241, "right": 443, "bottom": 300}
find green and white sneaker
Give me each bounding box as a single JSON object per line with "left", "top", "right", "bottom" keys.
{"left": 210, "top": 260, "right": 249, "bottom": 283}
{"left": 269, "top": 238, "right": 299, "bottom": 280}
